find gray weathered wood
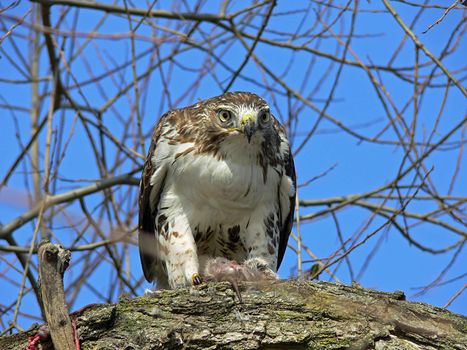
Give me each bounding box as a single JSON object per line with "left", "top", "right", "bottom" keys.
{"left": 38, "top": 242, "right": 75, "bottom": 350}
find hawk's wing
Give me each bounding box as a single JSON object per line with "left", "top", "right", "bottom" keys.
{"left": 138, "top": 115, "right": 169, "bottom": 282}
{"left": 276, "top": 131, "right": 296, "bottom": 270}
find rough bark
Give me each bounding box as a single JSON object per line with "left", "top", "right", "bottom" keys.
{"left": 38, "top": 243, "right": 76, "bottom": 350}
{"left": 1, "top": 281, "right": 465, "bottom": 350}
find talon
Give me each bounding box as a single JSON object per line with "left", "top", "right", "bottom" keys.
{"left": 192, "top": 273, "right": 202, "bottom": 285}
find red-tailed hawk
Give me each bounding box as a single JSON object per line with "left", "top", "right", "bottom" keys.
{"left": 138, "top": 92, "right": 296, "bottom": 289}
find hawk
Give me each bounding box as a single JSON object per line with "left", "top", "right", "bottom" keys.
{"left": 138, "top": 91, "right": 296, "bottom": 289}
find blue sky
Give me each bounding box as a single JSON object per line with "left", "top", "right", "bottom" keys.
{"left": 0, "top": 1, "right": 465, "bottom": 329}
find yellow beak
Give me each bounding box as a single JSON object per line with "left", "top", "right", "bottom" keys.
{"left": 241, "top": 113, "right": 256, "bottom": 126}
{"left": 240, "top": 114, "right": 257, "bottom": 142}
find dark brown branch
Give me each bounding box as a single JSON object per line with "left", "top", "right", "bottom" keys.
{"left": 31, "top": 0, "right": 228, "bottom": 23}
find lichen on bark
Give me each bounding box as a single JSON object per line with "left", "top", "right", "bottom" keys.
{"left": 1, "top": 281, "right": 465, "bottom": 350}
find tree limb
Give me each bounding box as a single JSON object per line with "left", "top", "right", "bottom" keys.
{"left": 1, "top": 281, "right": 465, "bottom": 349}
{"left": 38, "top": 242, "right": 76, "bottom": 350}
{"left": 0, "top": 172, "right": 139, "bottom": 239}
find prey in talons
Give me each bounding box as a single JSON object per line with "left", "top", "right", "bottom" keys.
{"left": 201, "top": 257, "right": 277, "bottom": 303}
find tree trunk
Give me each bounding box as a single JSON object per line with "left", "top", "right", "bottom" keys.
{"left": 1, "top": 281, "right": 465, "bottom": 349}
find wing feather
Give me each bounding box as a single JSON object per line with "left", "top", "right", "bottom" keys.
{"left": 276, "top": 141, "right": 296, "bottom": 270}
{"left": 138, "top": 116, "right": 169, "bottom": 282}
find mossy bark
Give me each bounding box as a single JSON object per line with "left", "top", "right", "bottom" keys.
{"left": 1, "top": 281, "right": 465, "bottom": 349}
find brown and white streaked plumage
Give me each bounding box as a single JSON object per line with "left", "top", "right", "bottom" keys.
{"left": 138, "top": 91, "right": 296, "bottom": 289}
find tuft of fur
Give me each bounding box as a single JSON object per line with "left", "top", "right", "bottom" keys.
{"left": 201, "top": 257, "right": 277, "bottom": 302}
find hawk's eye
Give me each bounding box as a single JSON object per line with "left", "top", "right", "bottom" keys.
{"left": 218, "top": 110, "right": 233, "bottom": 123}
{"left": 259, "top": 110, "right": 271, "bottom": 124}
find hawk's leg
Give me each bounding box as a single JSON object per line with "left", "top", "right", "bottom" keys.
{"left": 160, "top": 213, "right": 200, "bottom": 288}
{"left": 242, "top": 209, "right": 280, "bottom": 275}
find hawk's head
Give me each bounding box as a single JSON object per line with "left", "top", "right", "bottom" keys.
{"left": 204, "top": 92, "right": 277, "bottom": 144}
